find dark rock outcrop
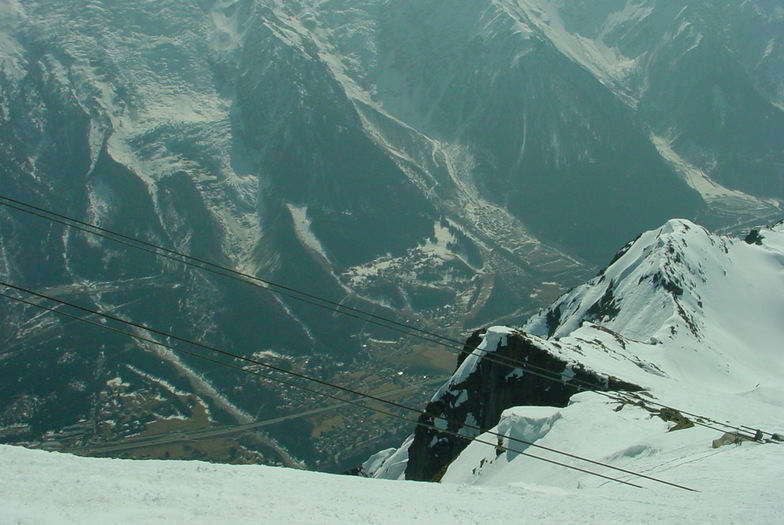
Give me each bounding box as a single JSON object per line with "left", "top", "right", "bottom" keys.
{"left": 404, "top": 330, "right": 640, "bottom": 481}
{"left": 744, "top": 228, "right": 764, "bottom": 245}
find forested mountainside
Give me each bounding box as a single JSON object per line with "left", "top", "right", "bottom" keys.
{"left": 1, "top": 0, "right": 782, "bottom": 469}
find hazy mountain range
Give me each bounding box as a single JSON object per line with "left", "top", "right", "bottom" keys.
{"left": 0, "top": 0, "right": 782, "bottom": 469}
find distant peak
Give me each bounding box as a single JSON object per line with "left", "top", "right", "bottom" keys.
{"left": 659, "top": 218, "right": 694, "bottom": 233}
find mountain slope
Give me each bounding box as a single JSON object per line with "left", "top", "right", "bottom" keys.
{"left": 368, "top": 218, "right": 784, "bottom": 483}
{"left": 2, "top": 440, "right": 784, "bottom": 524}
{"left": 1, "top": 0, "right": 783, "bottom": 468}
{"left": 526, "top": 218, "right": 784, "bottom": 378}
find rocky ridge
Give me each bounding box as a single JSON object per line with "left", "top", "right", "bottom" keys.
{"left": 366, "top": 218, "right": 784, "bottom": 481}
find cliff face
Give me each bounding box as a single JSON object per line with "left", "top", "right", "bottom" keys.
{"left": 404, "top": 329, "right": 640, "bottom": 481}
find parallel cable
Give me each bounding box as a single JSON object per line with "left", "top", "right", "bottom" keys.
{"left": 0, "top": 281, "right": 698, "bottom": 491}
{"left": 0, "top": 196, "right": 643, "bottom": 395}
{"left": 0, "top": 195, "right": 678, "bottom": 406}
{"left": 0, "top": 195, "right": 774, "bottom": 443}
{"left": 0, "top": 285, "right": 642, "bottom": 488}
{"left": 0, "top": 196, "right": 665, "bottom": 390}
{"left": 0, "top": 194, "right": 459, "bottom": 346}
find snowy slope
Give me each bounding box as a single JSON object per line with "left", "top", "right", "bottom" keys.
{"left": 2, "top": 440, "right": 784, "bottom": 525}
{"left": 439, "top": 391, "right": 784, "bottom": 492}
{"left": 525, "top": 218, "right": 784, "bottom": 392}
{"left": 369, "top": 219, "right": 784, "bottom": 494}
{"left": 444, "top": 220, "right": 784, "bottom": 485}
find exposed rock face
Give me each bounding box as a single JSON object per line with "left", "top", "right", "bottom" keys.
{"left": 404, "top": 329, "right": 640, "bottom": 481}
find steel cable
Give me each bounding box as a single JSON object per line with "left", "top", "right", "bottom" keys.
{"left": 0, "top": 282, "right": 699, "bottom": 491}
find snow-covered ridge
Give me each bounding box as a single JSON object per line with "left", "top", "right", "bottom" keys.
{"left": 526, "top": 218, "right": 718, "bottom": 341}
{"left": 519, "top": 218, "right": 784, "bottom": 400}
{"left": 370, "top": 218, "right": 784, "bottom": 490}
{"left": 526, "top": 219, "right": 784, "bottom": 381}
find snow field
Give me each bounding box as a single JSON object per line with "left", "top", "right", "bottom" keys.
{"left": 2, "top": 438, "right": 783, "bottom": 524}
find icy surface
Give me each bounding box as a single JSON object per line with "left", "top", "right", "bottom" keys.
{"left": 360, "top": 434, "right": 413, "bottom": 481}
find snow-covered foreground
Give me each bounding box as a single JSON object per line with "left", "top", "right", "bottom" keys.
{"left": 1, "top": 434, "right": 783, "bottom": 525}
